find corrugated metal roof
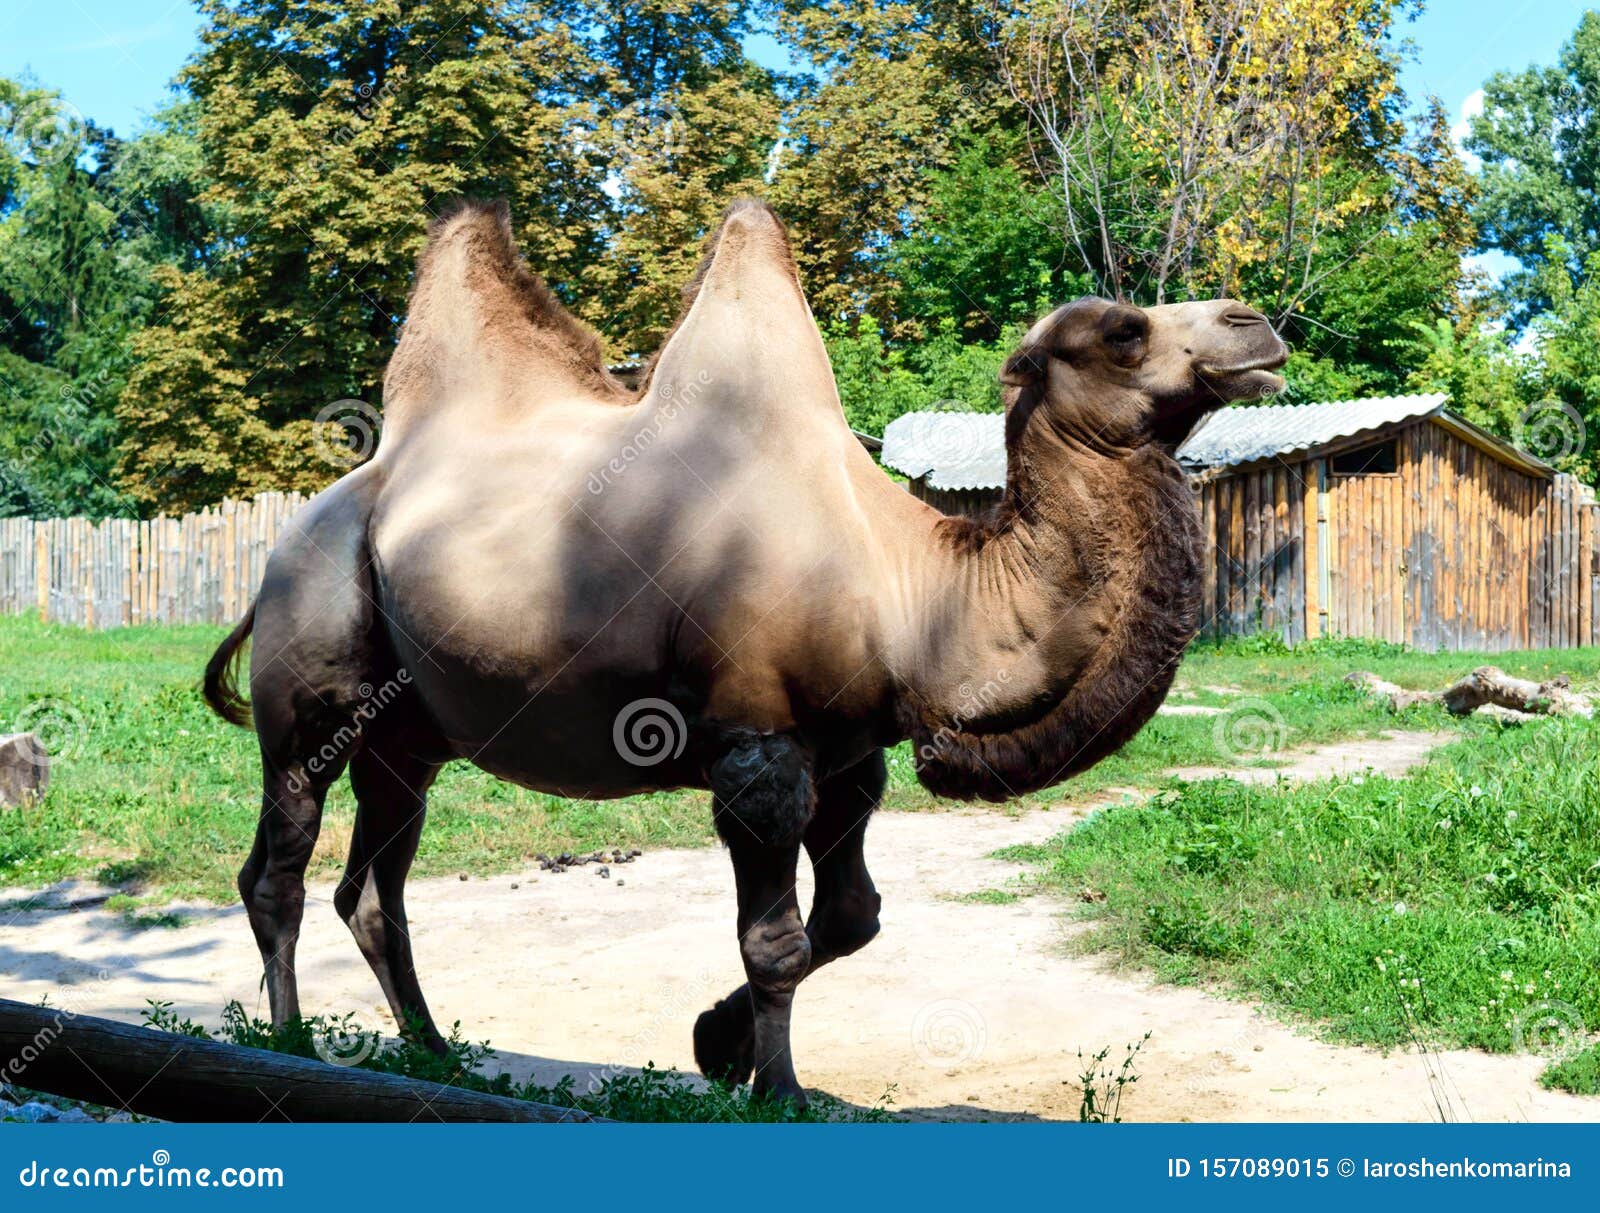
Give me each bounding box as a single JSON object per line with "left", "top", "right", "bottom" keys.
{"left": 881, "top": 410, "right": 1007, "bottom": 491}
{"left": 1175, "top": 394, "right": 1447, "bottom": 468}
{"left": 878, "top": 393, "right": 1545, "bottom": 488}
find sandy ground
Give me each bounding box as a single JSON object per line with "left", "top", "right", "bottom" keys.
{"left": 3, "top": 729, "right": 1595, "bottom": 1122}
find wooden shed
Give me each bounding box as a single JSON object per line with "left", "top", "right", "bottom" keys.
{"left": 1181, "top": 394, "right": 1599, "bottom": 650}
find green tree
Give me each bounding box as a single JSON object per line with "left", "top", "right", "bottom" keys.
{"left": 1467, "top": 10, "right": 1600, "bottom": 324}
{"left": 882, "top": 129, "right": 1087, "bottom": 342}
{"left": 116, "top": 0, "right": 613, "bottom": 512}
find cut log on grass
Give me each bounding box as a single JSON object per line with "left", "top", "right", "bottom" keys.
{"left": 0, "top": 733, "right": 48, "bottom": 808}
{"left": 1344, "top": 672, "right": 1441, "bottom": 712}
{"left": 0, "top": 998, "right": 604, "bottom": 1123}
{"left": 1346, "top": 666, "right": 1593, "bottom": 719}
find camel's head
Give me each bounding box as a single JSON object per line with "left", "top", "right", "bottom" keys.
{"left": 1000, "top": 297, "right": 1289, "bottom": 450}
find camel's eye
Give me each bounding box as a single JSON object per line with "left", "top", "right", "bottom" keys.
{"left": 1099, "top": 307, "right": 1149, "bottom": 366}
{"left": 1105, "top": 320, "right": 1145, "bottom": 346}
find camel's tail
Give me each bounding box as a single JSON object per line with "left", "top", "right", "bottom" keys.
{"left": 203, "top": 602, "right": 256, "bottom": 728}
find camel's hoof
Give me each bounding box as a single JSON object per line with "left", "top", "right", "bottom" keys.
{"left": 693, "top": 997, "right": 755, "bottom": 1085}
{"left": 754, "top": 1078, "right": 809, "bottom": 1113}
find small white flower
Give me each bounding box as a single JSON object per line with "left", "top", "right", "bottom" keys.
{"left": 1469, "top": 785, "right": 1484, "bottom": 797}
{"left": 1393, "top": 901, "right": 1408, "bottom": 915}
{"left": 1505, "top": 810, "right": 1518, "bottom": 823}
{"left": 1500, "top": 970, "right": 1514, "bottom": 982}
{"left": 1437, "top": 818, "right": 1451, "bottom": 831}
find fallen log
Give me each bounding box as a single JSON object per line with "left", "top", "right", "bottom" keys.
{"left": 1346, "top": 666, "right": 1593, "bottom": 719}
{"left": 0, "top": 998, "right": 604, "bottom": 1122}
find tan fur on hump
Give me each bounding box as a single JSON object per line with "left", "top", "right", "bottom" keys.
{"left": 391, "top": 198, "right": 621, "bottom": 401}
{"left": 635, "top": 198, "right": 799, "bottom": 395}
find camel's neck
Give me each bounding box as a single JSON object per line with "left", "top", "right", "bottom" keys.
{"left": 889, "top": 416, "right": 1203, "bottom": 802}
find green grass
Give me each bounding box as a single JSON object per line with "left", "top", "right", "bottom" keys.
{"left": 1542, "top": 1043, "right": 1600, "bottom": 1095}
{"left": 1006, "top": 715, "right": 1600, "bottom": 1075}
{"left": 3, "top": 613, "right": 1598, "bottom": 905}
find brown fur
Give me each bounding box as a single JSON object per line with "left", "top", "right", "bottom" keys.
{"left": 411, "top": 198, "right": 621, "bottom": 397}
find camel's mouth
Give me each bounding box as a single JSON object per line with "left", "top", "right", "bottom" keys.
{"left": 1196, "top": 352, "right": 1289, "bottom": 401}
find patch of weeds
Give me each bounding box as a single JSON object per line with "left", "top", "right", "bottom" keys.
{"left": 958, "top": 889, "right": 1021, "bottom": 905}
{"left": 1142, "top": 899, "right": 1254, "bottom": 959}
{"left": 105, "top": 894, "right": 187, "bottom": 929}
{"left": 1076, "top": 1032, "right": 1150, "bottom": 1123}
{"left": 1540, "top": 1044, "right": 1600, "bottom": 1096}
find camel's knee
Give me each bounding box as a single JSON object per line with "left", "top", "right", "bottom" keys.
{"left": 740, "top": 914, "right": 811, "bottom": 996}
{"left": 241, "top": 868, "right": 305, "bottom": 929}
{"left": 709, "top": 732, "right": 815, "bottom": 848}
{"left": 333, "top": 872, "right": 375, "bottom": 938}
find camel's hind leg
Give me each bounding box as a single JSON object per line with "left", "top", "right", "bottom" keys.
{"left": 238, "top": 469, "right": 382, "bottom": 1029}
{"left": 695, "top": 748, "right": 884, "bottom": 1091}
{"left": 335, "top": 742, "right": 446, "bottom": 1052}
{"left": 238, "top": 761, "right": 334, "bottom": 1025}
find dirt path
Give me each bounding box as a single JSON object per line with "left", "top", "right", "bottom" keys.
{"left": 3, "top": 729, "right": 1593, "bottom": 1122}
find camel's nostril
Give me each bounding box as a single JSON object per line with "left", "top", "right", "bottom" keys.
{"left": 1222, "top": 307, "right": 1268, "bottom": 327}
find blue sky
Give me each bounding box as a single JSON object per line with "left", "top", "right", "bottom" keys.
{"left": 2, "top": 0, "right": 1590, "bottom": 139}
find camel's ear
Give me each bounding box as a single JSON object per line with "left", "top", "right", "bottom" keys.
{"left": 1000, "top": 346, "right": 1048, "bottom": 387}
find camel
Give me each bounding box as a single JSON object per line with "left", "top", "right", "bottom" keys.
{"left": 203, "top": 198, "right": 1287, "bottom": 1106}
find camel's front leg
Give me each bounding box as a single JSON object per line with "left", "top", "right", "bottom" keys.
{"left": 708, "top": 732, "right": 816, "bottom": 1106}
{"left": 696, "top": 750, "right": 884, "bottom": 1088}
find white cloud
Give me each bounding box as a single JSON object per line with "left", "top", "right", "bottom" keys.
{"left": 1451, "top": 88, "right": 1485, "bottom": 171}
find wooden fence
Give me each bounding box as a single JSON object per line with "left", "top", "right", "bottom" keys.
{"left": 0, "top": 492, "right": 308, "bottom": 629}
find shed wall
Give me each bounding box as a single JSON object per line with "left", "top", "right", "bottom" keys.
{"left": 1195, "top": 419, "right": 1599, "bottom": 651}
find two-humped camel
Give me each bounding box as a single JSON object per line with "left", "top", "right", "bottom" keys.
{"left": 204, "top": 198, "right": 1287, "bottom": 1105}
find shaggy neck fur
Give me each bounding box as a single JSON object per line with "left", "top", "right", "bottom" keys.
{"left": 896, "top": 385, "right": 1203, "bottom": 803}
